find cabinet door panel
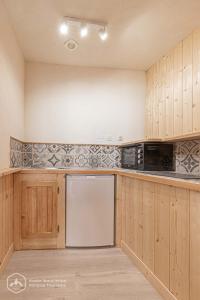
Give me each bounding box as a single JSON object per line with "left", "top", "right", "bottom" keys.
{"left": 182, "top": 34, "right": 193, "bottom": 133}
{"left": 21, "top": 181, "right": 58, "bottom": 239}
{"left": 165, "top": 51, "right": 174, "bottom": 137}
{"left": 190, "top": 191, "right": 200, "bottom": 300}
{"left": 142, "top": 181, "right": 155, "bottom": 272}
{"left": 193, "top": 29, "right": 200, "bottom": 132}
{"left": 124, "top": 177, "right": 134, "bottom": 248}
{"left": 121, "top": 177, "right": 127, "bottom": 242}
{"left": 132, "top": 179, "right": 143, "bottom": 259}
{"left": 155, "top": 184, "right": 170, "bottom": 288}
{"left": 159, "top": 57, "right": 166, "bottom": 138}
{"left": 170, "top": 188, "right": 189, "bottom": 300}
{"left": 173, "top": 42, "right": 183, "bottom": 136}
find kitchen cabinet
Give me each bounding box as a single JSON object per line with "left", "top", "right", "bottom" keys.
{"left": 170, "top": 188, "right": 189, "bottom": 300}
{"left": 142, "top": 181, "right": 155, "bottom": 271}
{"left": 0, "top": 173, "right": 14, "bottom": 272}
{"left": 145, "top": 28, "right": 200, "bottom": 140}
{"left": 119, "top": 176, "right": 191, "bottom": 300}
{"left": 14, "top": 173, "right": 65, "bottom": 250}
{"left": 190, "top": 191, "right": 200, "bottom": 300}
{"left": 154, "top": 184, "right": 170, "bottom": 288}
{"left": 132, "top": 179, "right": 143, "bottom": 259}
{"left": 121, "top": 178, "right": 154, "bottom": 271}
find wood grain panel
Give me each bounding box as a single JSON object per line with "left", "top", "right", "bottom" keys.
{"left": 165, "top": 51, "right": 174, "bottom": 137}
{"left": 115, "top": 175, "right": 122, "bottom": 247}
{"left": 125, "top": 177, "right": 132, "bottom": 247}
{"left": 190, "top": 191, "right": 200, "bottom": 300}
{"left": 0, "top": 174, "right": 14, "bottom": 273}
{"left": 14, "top": 173, "right": 64, "bottom": 250}
{"left": 145, "top": 29, "right": 200, "bottom": 139}
{"left": 121, "top": 176, "right": 127, "bottom": 243}
{"left": 21, "top": 181, "right": 57, "bottom": 239}
{"left": 128, "top": 178, "right": 135, "bottom": 251}
{"left": 173, "top": 42, "right": 183, "bottom": 136}
{"left": 152, "top": 63, "right": 159, "bottom": 137}
{"left": 193, "top": 29, "right": 200, "bottom": 132}
{"left": 132, "top": 179, "right": 143, "bottom": 260}
{"left": 159, "top": 57, "right": 166, "bottom": 138}
{"left": 142, "top": 181, "right": 155, "bottom": 272}
{"left": 146, "top": 67, "right": 154, "bottom": 138}
{"left": 170, "top": 188, "right": 189, "bottom": 300}
{"left": 155, "top": 184, "right": 170, "bottom": 288}
{"left": 183, "top": 34, "right": 193, "bottom": 133}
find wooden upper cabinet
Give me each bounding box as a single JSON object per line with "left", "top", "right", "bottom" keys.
{"left": 173, "top": 42, "right": 183, "bottom": 136}
{"left": 182, "top": 34, "right": 193, "bottom": 134}
{"left": 192, "top": 29, "right": 200, "bottom": 132}
{"left": 21, "top": 181, "right": 58, "bottom": 240}
{"left": 145, "top": 28, "right": 200, "bottom": 139}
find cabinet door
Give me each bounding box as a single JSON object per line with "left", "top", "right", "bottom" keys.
{"left": 193, "top": 29, "right": 200, "bottom": 132}
{"left": 182, "top": 34, "right": 193, "bottom": 134}
{"left": 170, "top": 188, "right": 189, "bottom": 300}
{"left": 155, "top": 184, "right": 170, "bottom": 288}
{"left": 173, "top": 42, "right": 183, "bottom": 136}
{"left": 190, "top": 191, "right": 200, "bottom": 300}
{"left": 142, "top": 181, "right": 155, "bottom": 272}
{"left": 21, "top": 180, "right": 58, "bottom": 248}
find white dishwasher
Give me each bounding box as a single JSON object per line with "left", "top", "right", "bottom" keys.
{"left": 66, "top": 175, "right": 114, "bottom": 247}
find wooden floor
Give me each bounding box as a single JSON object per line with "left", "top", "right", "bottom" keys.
{"left": 0, "top": 248, "right": 162, "bottom": 300}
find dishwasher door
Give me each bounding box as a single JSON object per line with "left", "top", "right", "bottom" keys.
{"left": 66, "top": 175, "right": 114, "bottom": 247}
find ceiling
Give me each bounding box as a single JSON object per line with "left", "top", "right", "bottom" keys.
{"left": 4, "top": 0, "right": 200, "bottom": 70}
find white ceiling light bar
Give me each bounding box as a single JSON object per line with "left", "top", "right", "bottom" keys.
{"left": 61, "top": 16, "right": 108, "bottom": 41}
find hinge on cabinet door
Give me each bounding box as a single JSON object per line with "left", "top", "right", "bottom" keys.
{"left": 57, "top": 225, "right": 60, "bottom": 233}
{"left": 57, "top": 186, "right": 60, "bottom": 194}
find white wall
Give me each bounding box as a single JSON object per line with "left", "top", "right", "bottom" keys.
{"left": 0, "top": 0, "right": 24, "bottom": 169}
{"left": 25, "top": 62, "right": 145, "bottom": 144}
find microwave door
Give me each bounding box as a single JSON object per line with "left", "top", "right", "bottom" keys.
{"left": 122, "top": 146, "right": 137, "bottom": 169}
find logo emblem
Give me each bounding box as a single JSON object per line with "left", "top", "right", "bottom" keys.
{"left": 7, "top": 273, "right": 26, "bottom": 294}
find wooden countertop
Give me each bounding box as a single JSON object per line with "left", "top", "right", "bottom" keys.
{"left": 18, "top": 167, "right": 200, "bottom": 192}
{"left": 0, "top": 168, "right": 21, "bottom": 177}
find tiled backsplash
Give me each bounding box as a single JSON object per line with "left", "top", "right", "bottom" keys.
{"left": 10, "top": 137, "right": 121, "bottom": 169}
{"left": 10, "top": 138, "right": 23, "bottom": 167}
{"left": 10, "top": 137, "right": 200, "bottom": 174}
{"left": 175, "top": 140, "right": 200, "bottom": 175}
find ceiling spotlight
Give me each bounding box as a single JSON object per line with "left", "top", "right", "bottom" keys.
{"left": 80, "top": 24, "right": 88, "bottom": 38}
{"left": 59, "top": 22, "right": 69, "bottom": 35}
{"left": 99, "top": 27, "right": 108, "bottom": 41}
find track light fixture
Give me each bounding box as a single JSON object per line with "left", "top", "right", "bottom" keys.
{"left": 59, "top": 17, "right": 108, "bottom": 42}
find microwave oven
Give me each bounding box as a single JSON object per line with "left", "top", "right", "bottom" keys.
{"left": 121, "top": 143, "right": 174, "bottom": 171}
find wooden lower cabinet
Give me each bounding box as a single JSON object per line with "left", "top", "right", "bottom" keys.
{"left": 119, "top": 176, "right": 191, "bottom": 300}
{"left": 155, "top": 184, "right": 170, "bottom": 289}
{"left": 14, "top": 173, "right": 65, "bottom": 250}
{"left": 0, "top": 174, "right": 14, "bottom": 272}
{"left": 142, "top": 181, "right": 155, "bottom": 271}
{"left": 190, "top": 191, "right": 200, "bottom": 300}
{"left": 170, "top": 188, "right": 189, "bottom": 300}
